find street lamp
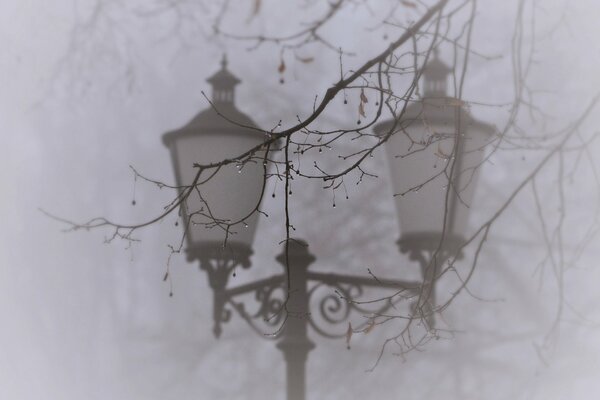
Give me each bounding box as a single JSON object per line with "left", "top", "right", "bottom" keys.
{"left": 162, "top": 56, "right": 266, "bottom": 336}
{"left": 374, "top": 52, "right": 495, "bottom": 328}
{"left": 162, "top": 54, "right": 492, "bottom": 400}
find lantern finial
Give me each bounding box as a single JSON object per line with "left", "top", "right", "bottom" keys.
{"left": 221, "top": 54, "right": 228, "bottom": 70}
{"left": 423, "top": 50, "right": 452, "bottom": 97}
{"left": 207, "top": 54, "right": 240, "bottom": 104}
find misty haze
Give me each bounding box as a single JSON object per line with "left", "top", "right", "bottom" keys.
{"left": 2, "top": 1, "right": 600, "bottom": 399}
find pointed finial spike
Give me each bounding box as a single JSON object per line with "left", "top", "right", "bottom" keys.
{"left": 221, "top": 54, "right": 228, "bottom": 70}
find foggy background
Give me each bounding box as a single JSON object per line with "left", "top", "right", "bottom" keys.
{"left": 2, "top": 1, "right": 600, "bottom": 399}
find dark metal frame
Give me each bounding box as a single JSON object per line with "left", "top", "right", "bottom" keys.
{"left": 190, "top": 235, "right": 463, "bottom": 400}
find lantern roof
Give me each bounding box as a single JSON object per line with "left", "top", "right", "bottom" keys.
{"left": 163, "top": 103, "right": 263, "bottom": 146}
{"left": 184, "top": 106, "right": 258, "bottom": 131}
{"left": 373, "top": 97, "right": 496, "bottom": 137}
{"left": 163, "top": 57, "right": 263, "bottom": 146}
{"left": 375, "top": 52, "right": 495, "bottom": 136}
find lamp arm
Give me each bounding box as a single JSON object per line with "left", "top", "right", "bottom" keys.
{"left": 307, "top": 271, "right": 420, "bottom": 291}
{"left": 223, "top": 274, "right": 285, "bottom": 297}
{"left": 304, "top": 271, "right": 422, "bottom": 339}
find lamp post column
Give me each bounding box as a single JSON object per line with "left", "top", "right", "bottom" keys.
{"left": 275, "top": 240, "right": 316, "bottom": 400}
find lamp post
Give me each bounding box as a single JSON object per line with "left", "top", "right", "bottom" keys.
{"left": 162, "top": 54, "right": 492, "bottom": 400}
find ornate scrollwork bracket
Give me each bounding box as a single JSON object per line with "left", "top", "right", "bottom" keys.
{"left": 276, "top": 242, "right": 422, "bottom": 340}
{"left": 304, "top": 271, "right": 421, "bottom": 338}
{"left": 190, "top": 235, "right": 460, "bottom": 341}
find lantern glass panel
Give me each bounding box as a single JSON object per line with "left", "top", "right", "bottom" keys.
{"left": 168, "top": 129, "right": 265, "bottom": 248}
{"left": 377, "top": 100, "right": 494, "bottom": 241}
